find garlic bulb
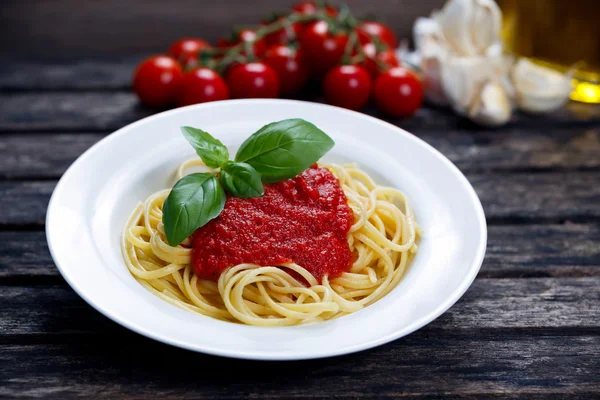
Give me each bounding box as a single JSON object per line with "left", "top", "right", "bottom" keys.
{"left": 511, "top": 59, "right": 573, "bottom": 113}
{"left": 411, "top": 0, "right": 508, "bottom": 120}
{"left": 407, "top": 0, "right": 574, "bottom": 126}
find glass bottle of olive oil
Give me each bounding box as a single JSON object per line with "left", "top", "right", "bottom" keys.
{"left": 497, "top": 0, "right": 600, "bottom": 103}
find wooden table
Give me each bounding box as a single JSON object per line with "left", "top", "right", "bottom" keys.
{"left": 1, "top": 57, "right": 600, "bottom": 399}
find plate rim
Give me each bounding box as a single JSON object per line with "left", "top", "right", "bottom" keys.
{"left": 46, "top": 99, "right": 487, "bottom": 360}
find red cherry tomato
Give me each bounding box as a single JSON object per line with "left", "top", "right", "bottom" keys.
{"left": 226, "top": 62, "right": 280, "bottom": 99}
{"left": 362, "top": 45, "right": 400, "bottom": 77}
{"left": 292, "top": 1, "right": 338, "bottom": 16}
{"left": 374, "top": 67, "right": 423, "bottom": 118}
{"left": 132, "top": 56, "right": 183, "bottom": 108}
{"left": 217, "top": 30, "right": 267, "bottom": 58}
{"left": 168, "top": 38, "right": 211, "bottom": 66}
{"left": 358, "top": 21, "right": 398, "bottom": 49}
{"left": 323, "top": 65, "right": 372, "bottom": 111}
{"left": 299, "top": 21, "right": 349, "bottom": 78}
{"left": 177, "top": 68, "right": 229, "bottom": 107}
{"left": 264, "top": 44, "right": 309, "bottom": 96}
{"left": 263, "top": 17, "right": 304, "bottom": 46}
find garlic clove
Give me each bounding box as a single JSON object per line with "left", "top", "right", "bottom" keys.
{"left": 435, "top": 0, "right": 502, "bottom": 57}
{"left": 440, "top": 56, "right": 481, "bottom": 112}
{"left": 440, "top": 56, "right": 513, "bottom": 126}
{"left": 471, "top": 0, "right": 502, "bottom": 54}
{"left": 413, "top": 17, "right": 449, "bottom": 105}
{"left": 469, "top": 81, "right": 512, "bottom": 126}
{"left": 515, "top": 92, "right": 571, "bottom": 114}
{"left": 413, "top": 17, "right": 444, "bottom": 52}
{"left": 435, "top": 0, "right": 478, "bottom": 56}
{"left": 512, "top": 59, "right": 573, "bottom": 113}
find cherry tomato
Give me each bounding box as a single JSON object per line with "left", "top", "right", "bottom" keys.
{"left": 362, "top": 44, "right": 400, "bottom": 77}
{"left": 299, "top": 21, "right": 349, "bottom": 78}
{"left": 168, "top": 38, "right": 211, "bottom": 66}
{"left": 226, "top": 62, "right": 280, "bottom": 98}
{"left": 263, "top": 17, "right": 304, "bottom": 46}
{"left": 217, "top": 29, "right": 267, "bottom": 58}
{"left": 264, "top": 44, "right": 309, "bottom": 96}
{"left": 132, "top": 56, "right": 183, "bottom": 108}
{"left": 374, "top": 67, "right": 423, "bottom": 118}
{"left": 358, "top": 21, "right": 398, "bottom": 49}
{"left": 177, "top": 68, "right": 229, "bottom": 107}
{"left": 323, "top": 65, "right": 372, "bottom": 111}
{"left": 292, "top": 1, "right": 338, "bottom": 16}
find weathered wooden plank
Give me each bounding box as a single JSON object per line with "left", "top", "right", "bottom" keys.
{"left": 2, "top": 128, "right": 600, "bottom": 179}
{"left": 0, "top": 232, "right": 56, "bottom": 278}
{"left": 1, "top": 172, "right": 598, "bottom": 225}
{"left": 0, "top": 181, "right": 53, "bottom": 225}
{"left": 0, "top": 58, "right": 139, "bottom": 90}
{"left": 482, "top": 224, "right": 600, "bottom": 278}
{"left": 1, "top": 278, "right": 599, "bottom": 337}
{"left": 0, "top": 182, "right": 53, "bottom": 226}
{"left": 0, "top": 0, "right": 445, "bottom": 58}
{"left": 0, "top": 333, "right": 598, "bottom": 399}
{"left": 2, "top": 225, "right": 599, "bottom": 280}
{"left": 471, "top": 172, "right": 600, "bottom": 222}
{"left": 0, "top": 92, "right": 464, "bottom": 132}
{"left": 424, "top": 127, "right": 600, "bottom": 172}
{"left": 0, "top": 92, "right": 152, "bottom": 132}
{"left": 3, "top": 91, "right": 600, "bottom": 132}
{"left": 0, "top": 133, "right": 105, "bottom": 179}
{"left": 2, "top": 57, "right": 600, "bottom": 128}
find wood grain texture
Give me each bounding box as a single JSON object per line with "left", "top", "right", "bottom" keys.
{"left": 0, "top": 0, "right": 446, "bottom": 58}
{"left": 0, "top": 92, "right": 152, "bottom": 132}
{"left": 0, "top": 334, "right": 599, "bottom": 399}
{"left": 2, "top": 278, "right": 599, "bottom": 338}
{"left": 2, "top": 58, "right": 600, "bottom": 130}
{"left": 1, "top": 172, "right": 599, "bottom": 225}
{"left": 2, "top": 225, "right": 600, "bottom": 280}
{"left": 472, "top": 172, "right": 600, "bottom": 222}
{"left": 2, "top": 91, "right": 600, "bottom": 132}
{"left": 2, "top": 128, "right": 600, "bottom": 180}
{"left": 0, "top": 58, "right": 141, "bottom": 90}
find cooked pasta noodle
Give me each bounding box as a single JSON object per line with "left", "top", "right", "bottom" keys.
{"left": 121, "top": 160, "right": 420, "bottom": 326}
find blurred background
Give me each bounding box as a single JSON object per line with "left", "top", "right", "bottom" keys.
{"left": 1, "top": 0, "right": 444, "bottom": 58}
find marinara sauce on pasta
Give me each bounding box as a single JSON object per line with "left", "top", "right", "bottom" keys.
{"left": 191, "top": 165, "right": 353, "bottom": 281}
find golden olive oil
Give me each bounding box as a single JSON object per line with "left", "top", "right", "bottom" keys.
{"left": 498, "top": 0, "right": 600, "bottom": 103}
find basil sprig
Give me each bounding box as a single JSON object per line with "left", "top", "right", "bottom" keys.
{"left": 162, "top": 118, "right": 334, "bottom": 246}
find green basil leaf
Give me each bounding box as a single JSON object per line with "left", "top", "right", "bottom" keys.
{"left": 162, "top": 173, "right": 226, "bottom": 246}
{"left": 234, "top": 118, "right": 334, "bottom": 183}
{"left": 219, "top": 161, "right": 264, "bottom": 198}
{"left": 181, "top": 126, "right": 229, "bottom": 169}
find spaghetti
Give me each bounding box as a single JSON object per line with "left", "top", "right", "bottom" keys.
{"left": 121, "top": 160, "right": 420, "bottom": 326}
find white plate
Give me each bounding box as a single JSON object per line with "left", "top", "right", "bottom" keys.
{"left": 47, "top": 99, "right": 486, "bottom": 360}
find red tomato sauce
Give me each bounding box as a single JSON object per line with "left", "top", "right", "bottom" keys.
{"left": 191, "top": 165, "right": 354, "bottom": 282}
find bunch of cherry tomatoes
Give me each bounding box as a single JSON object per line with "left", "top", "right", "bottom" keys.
{"left": 132, "top": 1, "right": 423, "bottom": 118}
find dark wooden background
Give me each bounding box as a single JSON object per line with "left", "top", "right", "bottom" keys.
{"left": 1, "top": 0, "right": 600, "bottom": 398}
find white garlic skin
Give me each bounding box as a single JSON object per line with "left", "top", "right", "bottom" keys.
{"left": 511, "top": 59, "right": 573, "bottom": 114}
{"left": 469, "top": 81, "right": 512, "bottom": 126}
